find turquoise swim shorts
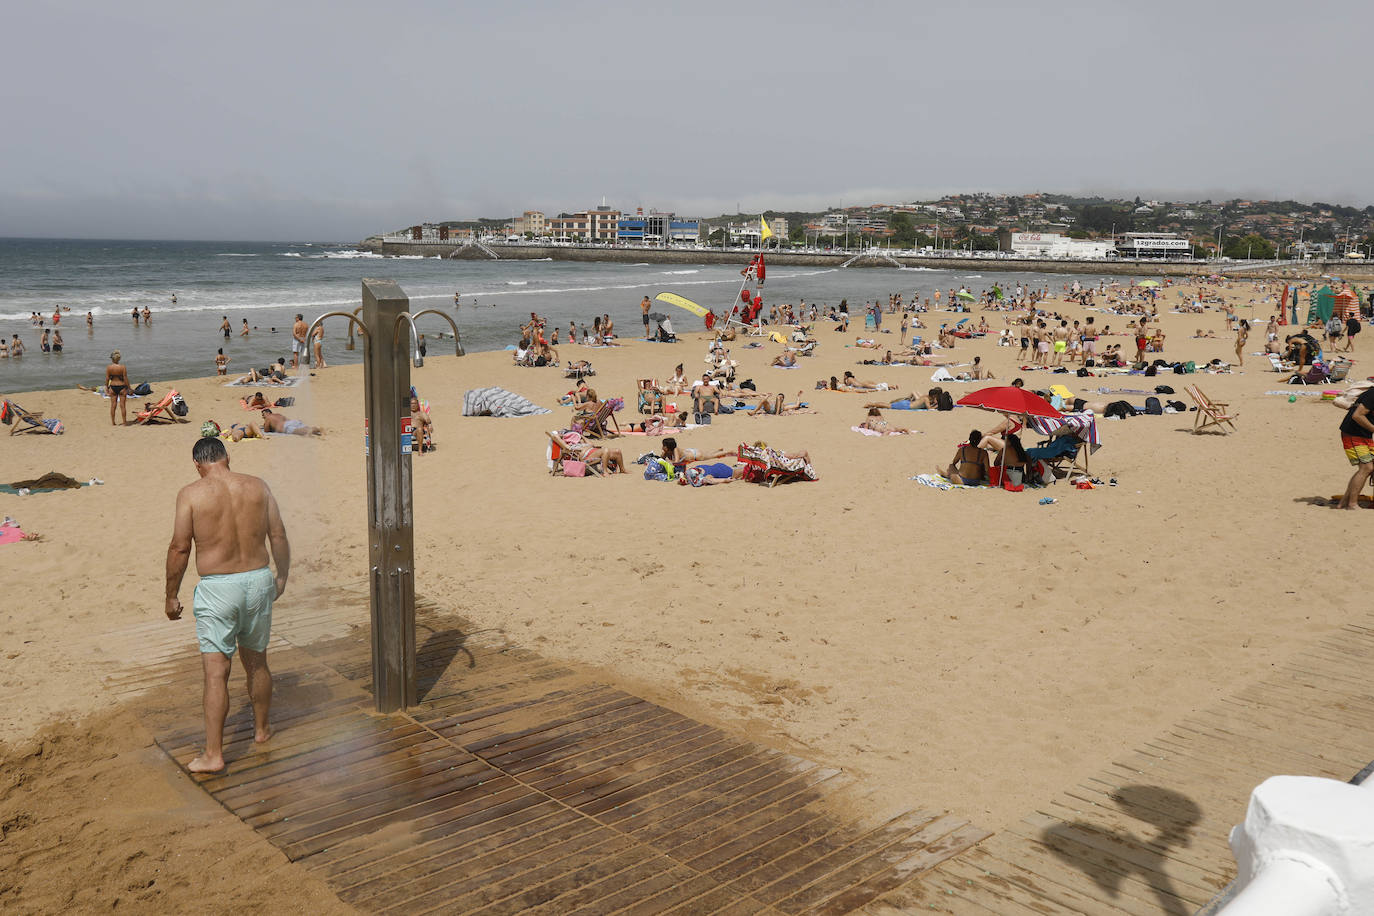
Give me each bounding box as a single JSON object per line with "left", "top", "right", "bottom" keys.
{"left": 192, "top": 566, "right": 275, "bottom": 657}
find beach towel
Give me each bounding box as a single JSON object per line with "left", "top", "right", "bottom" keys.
{"left": 462, "top": 387, "right": 552, "bottom": 418}
{"left": 0, "top": 527, "right": 26, "bottom": 545}
{"left": 910, "top": 473, "right": 973, "bottom": 490}
{"left": 224, "top": 375, "right": 304, "bottom": 388}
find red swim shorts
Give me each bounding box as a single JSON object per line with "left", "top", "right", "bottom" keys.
{"left": 1342, "top": 435, "right": 1374, "bottom": 466}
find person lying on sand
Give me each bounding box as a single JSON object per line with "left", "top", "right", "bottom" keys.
{"left": 220, "top": 422, "right": 263, "bottom": 442}
{"left": 858, "top": 407, "right": 911, "bottom": 435}
{"left": 661, "top": 436, "right": 734, "bottom": 465}
{"left": 939, "top": 429, "right": 989, "bottom": 485}
{"left": 260, "top": 409, "right": 323, "bottom": 437}
{"left": 625, "top": 413, "right": 688, "bottom": 433}
{"left": 839, "top": 371, "right": 892, "bottom": 392}
{"left": 772, "top": 350, "right": 798, "bottom": 368}
{"left": 748, "top": 392, "right": 812, "bottom": 416}
{"left": 678, "top": 462, "right": 745, "bottom": 485}
{"left": 866, "top": 387, "right": 943, "bottom": 411}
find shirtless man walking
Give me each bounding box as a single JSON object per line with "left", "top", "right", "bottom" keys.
{"left": 640, "top": 295, "right": 652, "bottom": 337}
{"left": 165, "top": 437, "right": 290, "bottom": 773}
{"left": 291, "top": 313, "right": 308, "bottom": 369}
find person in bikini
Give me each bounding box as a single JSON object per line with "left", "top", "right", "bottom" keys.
{"left": 939, "top": 429, "right": 989, "bottom": 485}
{"left": 660, "top": 436, "right": 734, "bottom": 468}
{"left": 105, "top": 350, "right": 132, "bottom": 426}
{"left": 859, "top": 406, "right": 911, "bottom": 435}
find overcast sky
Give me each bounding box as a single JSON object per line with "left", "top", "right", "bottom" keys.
{"left": 3, "top": 0, "right": 1370, "bottom": 241}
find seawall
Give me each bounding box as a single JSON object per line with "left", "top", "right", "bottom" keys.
{"left": 358, "top": 239, "right": 1374, "bottom": 281}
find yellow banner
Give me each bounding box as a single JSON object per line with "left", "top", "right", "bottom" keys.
{"left": 654, "top": 292, "right": 709, "bottom": 318}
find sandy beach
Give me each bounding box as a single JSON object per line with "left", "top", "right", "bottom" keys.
{"left": 2, "top": 278, "right": 1369, "bottom": 911}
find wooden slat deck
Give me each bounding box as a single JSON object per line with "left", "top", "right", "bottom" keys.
{"left": 901, "top": 619, "right": 1374, "bottom": 914}
{"left": 114, "top": 594, "right": 987, "bottom": 914}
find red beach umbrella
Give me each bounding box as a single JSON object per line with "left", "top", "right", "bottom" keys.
{"left": 957, "top": 386, "right": 1063, "bottom": 419}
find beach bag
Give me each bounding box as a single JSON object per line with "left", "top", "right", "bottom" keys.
{"left": 171, "top": 393, "right": 189, "bottom": 417}
{"left": 274, "top": 397, "right": 294, "bottom": 407}
{"left": 133, "top": 382, "right": 153, "bottom": 396}
{"left": 200, "top": 420, "right": 221, "bottom": 438}
{"left": 1154, "top": 385, "right": 1175, "bottom": 395}
{"left": 561, "top": 459, "right": 587, "bottom": 477}
{"left": 643, "top": 462, "right": 668, "bottom": 481}
{"left": 1144, "top": 397, "right": 1162, "bottom": 415}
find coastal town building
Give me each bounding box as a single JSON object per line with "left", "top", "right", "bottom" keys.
{"left": 510, "top": 211, "right": 545, "bottom": 237}
{"left": 1002, "top": 231, "right": 1113, "bottom": 259}
{"left": 1115, "top": 232, "right": 1190, "bottom": 258}
{"left": 617, "top": 210, "right": 699, "bottom": 245}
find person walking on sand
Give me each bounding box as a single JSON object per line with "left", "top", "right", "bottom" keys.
{"left": 641, "top": 295, "right": 652, "bottom": 336}
{"left": 291, "top": 313, "right": 308, "bottom": 369}
{"left": 164, "top": 437, "right": 290, "bottom": 772}
{"left": 106, "top": 350, "right": 132, "bottom": 425}
{"left": 1338, "top": 384, "right": 1374, "bottom": 509}
{"left": 1235, "top": 319, "right": 1249, "bottom": 366}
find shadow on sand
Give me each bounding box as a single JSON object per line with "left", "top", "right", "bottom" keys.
{"left": 1040, "top": 785, "right": 1206, "bottom": 916}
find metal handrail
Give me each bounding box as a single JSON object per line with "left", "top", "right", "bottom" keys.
{"left": 306, "top": 311, "right": 369, "bottom": 368}
{"left": 409, "top": 309, "right": 464, "bottom": 356}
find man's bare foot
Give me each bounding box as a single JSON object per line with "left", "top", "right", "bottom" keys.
{"left": 187, "top": 754, "right": 225, "bottom": 773}
{"left": 254, "top": 727, "right": 273, "bottom": 744}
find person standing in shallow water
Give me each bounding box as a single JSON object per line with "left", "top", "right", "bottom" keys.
{"left": 164, "top": 437, "right": 290, "bottom": 773}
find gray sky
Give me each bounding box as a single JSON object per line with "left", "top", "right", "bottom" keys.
{"left": 3, "top": 0, "right": 1370, "bottom": 240}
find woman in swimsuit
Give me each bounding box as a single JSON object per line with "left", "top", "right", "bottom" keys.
{"left": 859, "top": 407, "right": 910, "bottom": 435}
{"left": 661, "top": 437, "right": 733, "bottom": 468}
{"left": 939, "top": 429, "right": 989, "bottom": 485}
{"left": 105, "top": 350, "right": 132, "bottom": 426}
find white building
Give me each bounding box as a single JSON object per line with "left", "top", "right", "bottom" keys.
{"left": 1115, "top": 232, "right": 1191, "bottom": 258}
{"left": 1006, "top": 232, "right": 1113, "bottom": 259}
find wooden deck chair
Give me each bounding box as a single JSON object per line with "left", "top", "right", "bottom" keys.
{"left": 134, "top": 390, "right": 187, "bottom": 425}
{"left": 1184, "top": 384, "right": 1238, "bottom": 434}
{"left": 580, "top": 400, "right": 620, "bottom": 439}
{"left": 3, "top": 400, "right": 61, "bottom": 435}
{"left": 545, "top": 431, "right": 604, "bottom": 477}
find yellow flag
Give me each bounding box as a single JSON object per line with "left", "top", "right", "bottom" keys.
{"left": 760, "top": 217, "right": 773, "bottom": 240}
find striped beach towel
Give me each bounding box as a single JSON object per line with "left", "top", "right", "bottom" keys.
{"left": 462, "top": 387, "right": 552, "bottom": 418}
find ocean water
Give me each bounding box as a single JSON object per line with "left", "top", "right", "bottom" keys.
{"left": 0, "top": 238, "right": 1124, "bottom": 393}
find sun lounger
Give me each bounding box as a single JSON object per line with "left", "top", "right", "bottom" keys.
{"left": 1184, "top": 384, "right": 1238, "bottom": 434}
{"left": 135, "top": 390, "right": 187, "bottom": 425}
{"left": 2, "top": 400, "right": 63, "bottom": 435}
{"left": 737, "top": 443, "right": 818, "bottom": 487}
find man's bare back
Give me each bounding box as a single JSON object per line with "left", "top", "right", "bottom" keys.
{"left": 178, "top": 473, "right": 277, "bottom": 576}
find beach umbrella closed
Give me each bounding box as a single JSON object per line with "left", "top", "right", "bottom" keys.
{"left": 957, "top": 386, "right": 1063, "bottom": 419}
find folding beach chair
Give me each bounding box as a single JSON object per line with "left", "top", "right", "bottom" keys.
{"left": 1025, "top": 435, "right": 1085, "bottom": 481}
{"left": 2, "top": 400, "right": 62, "bottom": 435}
{"left": 580, "top": 400, "right": 620, "bottom": 439}
{"left": 1184, "top": 384, "right": 1238, "bottom": 435}
{"left": 134, "top": 390, "right": 188, "bottom": 425}
{"left": 545, "top": 431, "right": 604, "bottom": 477}
{"left": 736, "top": 443, "right": 818, "bottom": 487}
{"left": 636, "top": 379, "right": 662, "bottom": 415}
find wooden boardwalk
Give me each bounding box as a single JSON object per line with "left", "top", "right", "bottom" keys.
{"left": 885, "top": 619, "right": 1374, "bottom": 915}
{"left": 115, "top": 594, "right": 988, "bottom": 915}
